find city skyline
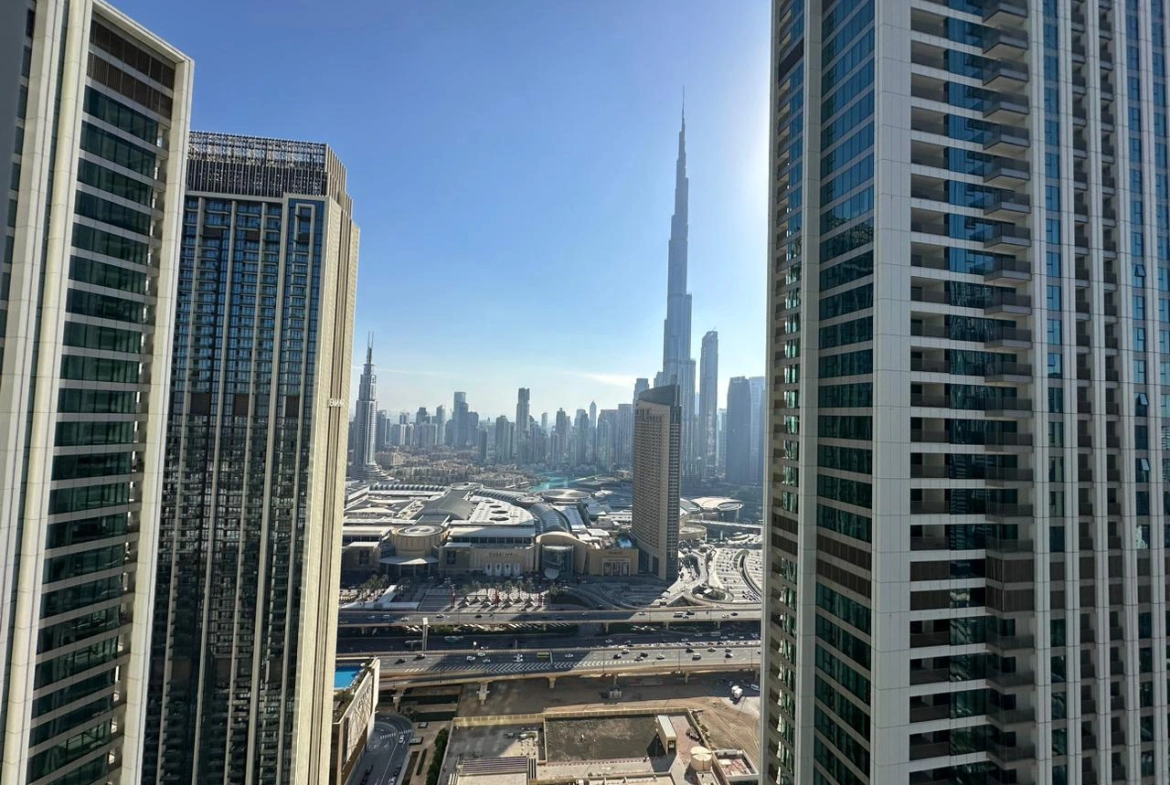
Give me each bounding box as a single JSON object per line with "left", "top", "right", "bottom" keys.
{"left": 106, "top": 0, "right": 770, "bottom": 417}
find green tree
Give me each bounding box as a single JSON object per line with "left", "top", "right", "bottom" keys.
{"left": 426, "top": 729, "right": 450, "bottom": 785}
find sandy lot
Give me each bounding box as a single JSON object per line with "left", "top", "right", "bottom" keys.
{"left": 456, "top": 674, "right": 760, "bottom": 763}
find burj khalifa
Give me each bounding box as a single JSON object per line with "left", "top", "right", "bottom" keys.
{"left": 655, "top": 106, "right": 698, "bottom": 477}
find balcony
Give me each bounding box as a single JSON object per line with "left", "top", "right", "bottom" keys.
{"left": 986, "top": 632, "right": 1036, "bottom": 651}
{"left": 983, "top": 256, "right": 1032, "bottom": 282}
{"left": 983, "top": 60, "right": 1029, "bottom": 90}
{"left": 909, "top": 704, "right": 952, "bottom": 723}
{"left": 983, "top": 28, "right": 1029, "bottom": 59}
{"left": 984, "top": 93, "right": 1030, "bottom": 122}
{"left": 910, "top": 631, "right": 952, "bottom": 648}
{"left": 987, "top": 740, "right": 1037, "bottom": 764}
{"left": 909, "top": 741, "right": 952, "bottom": 761}
{"left": 983, "top": 0, "right": 1028, "bottom": 25}
{"left": 983, "top": 124, "right": 1031, "bottom": 154}
{"left": 985, "top": 191, "right": 1031, "bottom": 218}
{"left": 987, "top": 670, "right": 1033, "bottom": 689}
{"left": 910, "top": 323, "right": 1032, "bottom": 347}
{"left": 984, "top": 158, "right": 1030, "bottom": 186}
{"left": 983, "top": 223, "right": 1032, "bottom": 252}
{"left": 910, "top": 464, "right": 1034, "bottom": 484}
{"left": 987, "top": 706, "right": 1037, "bottom": 726}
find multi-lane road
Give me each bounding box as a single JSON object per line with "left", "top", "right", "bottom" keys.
{"left": 338, "top": 605, "right": 761, "bottom": 628}
{"left": 346, "top": 713, "right": 412, "bottom": 785}
{"left": 360, "top": 638, "right": 761, "bottom": 683}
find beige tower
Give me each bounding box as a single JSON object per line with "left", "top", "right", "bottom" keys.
{"left": 0, "top": 2, "right": 192, "bottom": 784}
{"left": 632, "top": 384, "right": 681, "bottom": 582}
{"left": 142, "top": 133, "right": 359, "bottom": 785}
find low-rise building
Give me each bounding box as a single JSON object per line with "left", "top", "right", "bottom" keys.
{"left": 330, "top": 660, "right": 380, "bottom": 785}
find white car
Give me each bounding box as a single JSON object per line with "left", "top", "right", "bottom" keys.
{"left": 466, "top": 655, "right": 477, "bottom": 662}
{"left": 563, "top": 653, "right": 575, "bottom": 659}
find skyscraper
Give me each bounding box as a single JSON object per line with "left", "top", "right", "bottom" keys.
{"left": 376, "top": 409, "right": 391, "bottom": 452}
{"left": 725, "top": 377, "right": 753, "bottom": 486}
{"left": 350, "top": 336, "right": 377, "bottom": 471}
{"left": 0, "top": 5, "right": 192, "bottom": 783}
{"left": 699, "top": 330, "right": 719, "bottom": 476}
{"left": 632, "top": 385, "right": 680, "bottom": 582}
{"left": 451, "top": 390, "right": 467, "bottom": 446}
{"left": 493, "top": 415, "right": 513, "bottom": 464}
{"left": 761, "top": 0, "right": 1168, "bottom": 780}
{"left": 748, "top": 375, "right": 766, "bottom": 484}
{"left": 541, "top": 411, "right": 549, "bottom": 433}
{"left": 656, "top": 108, "right": 699, "bottom": 479}
{"left": 434, "top": 404, "right": 446, "bottom": 445}
{"left": 616, "top": 402, "right": 634, "bottom": 467}
{"left": 145, "top": 132, "right": 358, "bottom": 785}
{"left": 516, "top": 387, "right": 531, "bottom": 462}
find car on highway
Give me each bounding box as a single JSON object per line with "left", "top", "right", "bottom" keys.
{"left": 483, "top": 658, "right": 492, "bottom": 664}
{"left": 395, "top": 658, "right": 406, "bottom": 665}
{"left": 638, "top": 611, "right": 647, "bottom": 616}
{"left": 692, "top": 654, "right": 702, "bottom": 660}
{"left": 725, "top": 652, "right": 734, "bottom": 658}
{"left": 708, "top": 647, "right": 716, "bottom": 652}
{"left": 613, "top": 653, "right": 623, "bottom": 659}
{"left": 656, "top": 654, "right": 666, "bottom": 660}
{"left": 475, "top": 614, "right": 483, "bottom": 619}
{"left": 414, "top": 653, "right": 426, "bottom": 660}
{"left": 466, "top": 655, "right": 477, "bottom": 662}
{"left": 731, "top": 611, "right": 739, "bottom": 616}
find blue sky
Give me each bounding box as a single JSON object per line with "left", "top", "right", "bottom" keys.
{"left": 116, "top": 0, "right": 770, "bottom": 418}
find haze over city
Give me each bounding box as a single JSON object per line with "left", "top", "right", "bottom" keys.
{"left": 113, "top": 0, "right": 771, "bottom": 415}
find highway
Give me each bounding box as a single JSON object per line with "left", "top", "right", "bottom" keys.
{"left": 338, "top": 605, "right": 761, "bottom": 628}
{"left": 359, "top": 639, "right": 762, "bottom": 683}
{"left": 336, "top": 626, "right": 759, "bottom": 656}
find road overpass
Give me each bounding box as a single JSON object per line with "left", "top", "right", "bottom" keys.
{"left": 346, "top": 641, "right": 762, "bottom": 693}
{"left": 337, "top": 605, "right": 762, "bottom": 631}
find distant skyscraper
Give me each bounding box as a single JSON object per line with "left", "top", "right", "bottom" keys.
{"left": 634, "top": 377, "right": 650, "bottom": 401}
{"left": 541, "top": 412, "right": 549, "bottom": 433}
{"left": 434, "top": 404, "right": 446, "bottom": 445}
{"left": 452, "top": 393, "right": 470, "bottom": 447}
{"left": 515, "top": 388, "right": 531, "bottom": 463}
{"left": 351, "top": 337, "right": 378, "bottom": 471}
{"left": 656, "top": 108, "right": 698, "bottom": 479}
{"left": 699, "top": 330, "right": 719, "bottom": 476}
{"left": 616, "top": 403, "right": 634, "bottom": 467}
{"left": 416, "top": 406, "right": 429, "bottom": 424}
{"left": 716, "top": 408, "right": 726, "bottom": 473}
{"left": 0, "top": 5, "right": 193, "bottom": 783}
{"left": 632, "top": 385, "right": 680, "bottom": 582}
{"left": 145, "top": 132, "right": 359, "bottom": 785}
{"left": 725, "top": 377, "right": 753, "bottom": 486}
{"left": 597, "top": 409, "right": 619, "bottom": 468}
{"left": 493, "top": 415, "right": 513, "bottom": 464}
{"left": 748, "top": 376, "right": 765, "bottom": 484}
{"left": 554, "top": 409, "right": 571, "bottom": 465}
{"left": 376, "top": 409, "right": 391, "bottom": 451}
{"left": 451, "top": 391, "right": 467, "bottom": 446}
{"left": 589, "top": 400, "right": 597, "bottom": 427}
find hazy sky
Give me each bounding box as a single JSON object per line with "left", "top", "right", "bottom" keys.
{"left": 116, "top": 0, "right": 770, "bottom": 418}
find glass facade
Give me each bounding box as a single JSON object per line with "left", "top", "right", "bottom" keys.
{"left": 143, "top": 133, "right": 358, "bottom": 785}
{"left": 765, "top": 0, "right": 1170, "bottom": 780}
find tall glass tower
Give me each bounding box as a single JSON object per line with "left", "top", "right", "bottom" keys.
{"left": 658, "top": 110, "right": 698, "bottom": 478}
{"left": 143, "top": 132, "right": 359, "bottom": 785}
{"left": 764, "top": 0, "right": 1170, "bottom": 781}
{"left": 350, "top": 335, "right": 377, "bottom": 473}
{"left": 0, "top": 2, "right": 192, "bottom": 784}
